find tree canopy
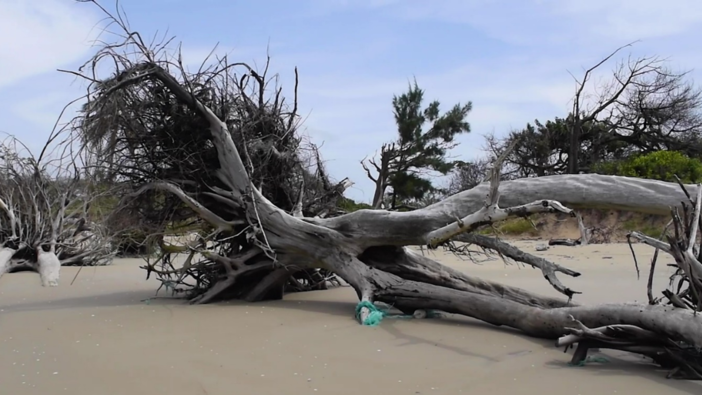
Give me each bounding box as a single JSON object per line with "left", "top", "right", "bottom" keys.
{"left": 363, "top": 81, "right": 471, "bottom": 208}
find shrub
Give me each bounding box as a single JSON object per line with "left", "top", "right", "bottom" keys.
{"left": 594, "top": 151, "right": 702, "bottom": 183}
{"left": 338, "top": 197, "right": 373, "bottom": 212}
{"left": 499, "top": 218, "right": 536, "bottom": 235}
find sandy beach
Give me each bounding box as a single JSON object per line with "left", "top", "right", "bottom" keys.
{"left": 1, "top": 241, "right": 700, "bottom": 395}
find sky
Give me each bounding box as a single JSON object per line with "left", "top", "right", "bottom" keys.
{"left": 1, "top": 0, "right": 701, "bottom": 203}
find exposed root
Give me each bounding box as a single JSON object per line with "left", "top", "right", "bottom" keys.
{"left": 628, "top": 183, "right": 702, "bottom": 310}
{"left": 557, "top": 316, "right": 702, "bottom": 379}
{"left": 190, "top": 275, "right": 236, "bottom": 304}
{"left": 243, "top": 268, "right": 293, "bottom": 302}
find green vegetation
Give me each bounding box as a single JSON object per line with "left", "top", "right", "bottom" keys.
{"left": 499, "top": 218, "right": 536, "bottom": 235}
{"left": 497, "top": 218, "right": 537, "bottom": 236}
{"left": 338, "top": 197, "right": 373, "bottom": 212}
{"left": 476, "top": 218, "right": 537, "bottom": 237}
{"left": 594, "top": 150, "right": 702, "bottom": 183}
{"left": 471, "top": 212, "right": 669, "bottom": 239}
{"left": 621, "top": 218, "right": 665, "bottom": 238}
{"left": 389, "top": 81, "right": 472, "bottom": 204}
{"left": 364, "top": 81, "right": 472, "bottom": 208}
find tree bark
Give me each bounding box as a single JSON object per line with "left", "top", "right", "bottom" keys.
{"left": 305, "top": 174, "right": 693, "bottom": 251}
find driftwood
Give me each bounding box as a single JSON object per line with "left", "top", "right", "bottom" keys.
{"left": 549, "top": 238, "right": 581, "bottom": 247}
{"left": 570, "top": 183, "right": 702, "bottom": 379}
{"left": 44, "top": 0, "right": 702, "bottom": 379}
{"left": 0, "top": 133, "right": 116, "bottom": 286}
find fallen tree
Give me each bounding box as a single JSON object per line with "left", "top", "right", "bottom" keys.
{"left": 0, "top": 134, "right": 115, "bottom": 286}
{"left": 66, "top": 0, "right": 702, "bottom": 378}
{"left": 70, "top": 1, "right": 352, "bottom": 296}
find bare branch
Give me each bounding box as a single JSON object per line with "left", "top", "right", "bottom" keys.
{"left": 130, "top": 182, "right": 244, "bottom": 231}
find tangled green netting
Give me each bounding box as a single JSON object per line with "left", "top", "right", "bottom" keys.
{"left": 355, "top": 301, "right": 440, "bottom": 326}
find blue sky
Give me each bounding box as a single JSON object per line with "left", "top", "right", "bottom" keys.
{"left": 1, "top": 0, "right": 701, "bottom": 203}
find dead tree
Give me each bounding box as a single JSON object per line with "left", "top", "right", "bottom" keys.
{"left": 69, "top": 1, "right": 352, "bottom": 297}
{"left": 0, "top": 134, "right": 115, "bottom": 286}
{"left": 361, "top": 143, "right": 396, "bottom": 208}
{"left": 567, "top": 42, "right": 702, "bottom": 173}
{"left": 64, "top": 0, "right": 702, "bottom": 378}
{"left": 491, "top": 44, "right": 702, "bottom": 179}
{"left": 445, "top": 158, "right": 491, "bottom": 196}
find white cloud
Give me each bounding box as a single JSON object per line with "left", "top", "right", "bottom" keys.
{"left": 0, "top": 0, "right": 101, "bottom": 89}
{"left": 0, "top": 0, "right": 101, "bottom": 152}
{"left": 552, "top": 0, "right": 702, "bottom": 40}
{"left": 323, "top": 0, "right": 702, "bottom": 47}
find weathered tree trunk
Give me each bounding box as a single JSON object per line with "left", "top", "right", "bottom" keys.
{"left": 362, "top": 143, "right": 394, "bottom": 209}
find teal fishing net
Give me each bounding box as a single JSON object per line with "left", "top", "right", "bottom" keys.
{"left": 354, "top": 301, "right": 439, "bottom": 326}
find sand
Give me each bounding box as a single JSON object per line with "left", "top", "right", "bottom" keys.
{"left": 1, "top": 241, "right": 701, "bottom": 395}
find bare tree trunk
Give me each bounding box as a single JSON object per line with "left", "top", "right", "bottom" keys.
{"left": 371, "top": 176, "right": 386, "bottom": 209}
{"left": 567, "top": 118, "right": 581, "bottom": 174}
{"left": 362, "top": 143, "right": 395, "bottom": 208}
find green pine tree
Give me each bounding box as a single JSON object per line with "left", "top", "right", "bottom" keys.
{"left": 365, "top": 80, "right": 472, "bottom": 209}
